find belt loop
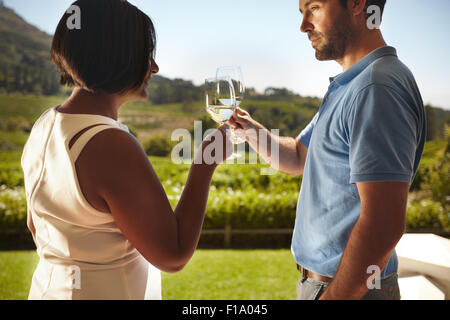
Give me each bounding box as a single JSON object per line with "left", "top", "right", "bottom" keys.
{"left": 297, "top": 264, "right": 307, "bottom": 282}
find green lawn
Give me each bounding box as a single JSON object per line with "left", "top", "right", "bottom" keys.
{"left": 0, "top": 251, "right": 39, "bottom": 300}
{"left": 0, "top": 250, "right": 300, "bottom": 300}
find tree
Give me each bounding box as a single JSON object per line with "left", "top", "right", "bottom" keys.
{"left": 143, "top": 136, "right": 174, "bottom": 157}
{"left": 425, "top": 104, "right": 438, "bottom": 141}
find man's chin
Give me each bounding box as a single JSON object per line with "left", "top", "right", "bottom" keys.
{"left": 314, "top": 48, "right": 335, "bottom": 61}
{"left": 315, "top": 51, "right": 330, "bottom": 61}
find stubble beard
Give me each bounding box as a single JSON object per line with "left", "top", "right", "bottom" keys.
{"left": 313, "top": 17, "right": 352, "bottom": 61}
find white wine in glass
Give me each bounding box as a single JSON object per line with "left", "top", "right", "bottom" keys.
{"left": 204, "top": 76, "right": 240, "bottom": 159}
{"left": 205, "top": 77, "right": 235, "bottom": 125}
{"left": 216, "top": 66, "right": 246, "bottom": 144}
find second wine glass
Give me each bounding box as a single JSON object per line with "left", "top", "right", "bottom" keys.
{"left": 216, "top": 66, "right": 246, "bottom": 145}
{"left": 204, "top": 76, "right": 240, "bottom": 159}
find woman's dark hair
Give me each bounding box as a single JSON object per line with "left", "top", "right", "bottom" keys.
{"left": 51, "top": 0, "right": 156, "bottom": 94}
{"left": 339, "top": 0, "right": 386, "bottom": 18}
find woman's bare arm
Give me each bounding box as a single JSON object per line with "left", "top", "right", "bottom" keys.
{"left": 82, "top": 127, "right": 229, "bottom": 273}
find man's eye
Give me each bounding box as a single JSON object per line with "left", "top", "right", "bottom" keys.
{"left": 311, "top": 6, "right": 319, "bottom": 11}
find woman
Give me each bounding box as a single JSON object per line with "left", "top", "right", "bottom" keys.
{"left": 21, "top": 0, "right": 231, "bottom": 299}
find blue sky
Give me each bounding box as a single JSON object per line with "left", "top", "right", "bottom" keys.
{"left": 4, "top": 0, "right": 450, "bottom": 110}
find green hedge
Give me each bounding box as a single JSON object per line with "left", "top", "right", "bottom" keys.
{"left": 203, "top": 189, "right": 298, "bottom": 229}
{"left": 0, "top": 186, "right": 26, "bottom": 232}
{"left": 1, "top": 185, "right": 448, "bottom": 240}
{"left": 406, "top": 200, "right": 448, "bottom": 230}
{"left": 1, "top": 143, "right": 449, "bottom": 249}
{"left": 143, "top": 136, "right": 175, "bottom": 157}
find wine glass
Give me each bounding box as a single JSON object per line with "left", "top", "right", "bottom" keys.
{"left": 204, "top": 76, "right": 240, "bottom": 159}
{"left": 216, "top": 66, "right": 246, "bottom": 144}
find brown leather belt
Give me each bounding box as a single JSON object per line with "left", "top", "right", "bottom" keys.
{"left": 297, "top": 264, "right": 333, "bottom": 283}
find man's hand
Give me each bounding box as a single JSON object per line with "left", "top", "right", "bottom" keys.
{"left": 227, "top": 107, "right": 265, "bottom": 147}
{"left": 228, "top": 107, "right": 262, "bottom": 132}
{"left": 228, "top": 107, "right": 307, "bottom": 175}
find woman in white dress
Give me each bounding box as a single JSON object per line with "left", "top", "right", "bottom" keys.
{"left": 21, "top": 0, "right": 231, "bottom": 299}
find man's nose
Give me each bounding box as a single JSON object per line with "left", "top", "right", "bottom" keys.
{"left": 300, "top": 16, "right": 313, "bottom": 33}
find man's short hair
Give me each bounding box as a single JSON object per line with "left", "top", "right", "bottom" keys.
{"left": 51, "top": 0, "right": 156, "bottom": 95}
{"left": 339, "top": 0, "right": 386, "bottom": 18}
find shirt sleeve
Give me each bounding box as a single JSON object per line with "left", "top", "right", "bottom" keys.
{"left": 348, "top": 84, "right": 420, "bottom": 184}
{"left": 297, "top": 112, "right": 320, "bottom": 148}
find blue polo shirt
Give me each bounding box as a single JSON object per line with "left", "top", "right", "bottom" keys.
{"left": 291, "top": 46, "right": 426, "bottom": 279}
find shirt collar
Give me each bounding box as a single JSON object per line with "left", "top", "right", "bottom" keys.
{"left": 331, "top": 46, "right": 397, "bottom": 85}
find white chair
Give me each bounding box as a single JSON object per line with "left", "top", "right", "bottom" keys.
{"left": 396, "top": 233, "right": 450, "bottom": 300}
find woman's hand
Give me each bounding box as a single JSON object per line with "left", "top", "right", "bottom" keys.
{"left": 194, "top": 124, "right": 234, "bottom": 166}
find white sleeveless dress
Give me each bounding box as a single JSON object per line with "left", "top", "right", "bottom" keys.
{"left": 21, "top": 106, "right": 161, "bottom": 300}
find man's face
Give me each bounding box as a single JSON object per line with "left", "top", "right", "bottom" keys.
{"left": 299, "top": 0, "right": 352, "bottom": 61}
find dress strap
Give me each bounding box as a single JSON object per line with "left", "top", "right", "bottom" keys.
{"left": 69, "top": 124, "right": 120, "bottom": 162}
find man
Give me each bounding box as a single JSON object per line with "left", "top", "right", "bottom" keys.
{"left": 228, "top": 0, "right": 425, "bottom": 300}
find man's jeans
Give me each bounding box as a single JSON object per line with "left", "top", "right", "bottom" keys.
{"left": 297, "top": 273, "right": 401, "bottom": 300}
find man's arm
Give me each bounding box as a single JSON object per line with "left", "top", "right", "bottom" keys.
{"left": 228, "top": 107, "right": 307, "bottom": 175}
{"left": 319, "top": 181, "right": 408, "bottom": 300}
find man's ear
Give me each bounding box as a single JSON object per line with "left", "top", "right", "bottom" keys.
{"left": 348, "top": 0, "right": 367, "bottom": 16}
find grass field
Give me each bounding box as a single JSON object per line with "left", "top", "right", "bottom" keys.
{"left": 0, "top": 250, "right": 300, "bottom": 300}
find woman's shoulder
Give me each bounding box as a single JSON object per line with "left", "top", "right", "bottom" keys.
{"left": 75, "top": 127, "right": 149, "bottom": 213}
{"left": 77, "top": 126, "right": 147, "bottom": 177}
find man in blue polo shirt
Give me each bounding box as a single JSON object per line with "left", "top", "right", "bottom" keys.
{"left": 228, "top": 0, "right": 425, "bottom": 300}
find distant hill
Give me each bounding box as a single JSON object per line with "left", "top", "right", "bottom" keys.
{"left": 0, "top": 2, "right": 448, "bottom": 140}
{"left": 0, "top": 4, "right": 60, "bottom": 95}
{"left": 0, "top": 3, "right": 52, "bottom": 47}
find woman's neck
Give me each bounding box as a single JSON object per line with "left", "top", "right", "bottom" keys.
{"left": 57, "top": 88, "right": 123, "bottom": 121}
